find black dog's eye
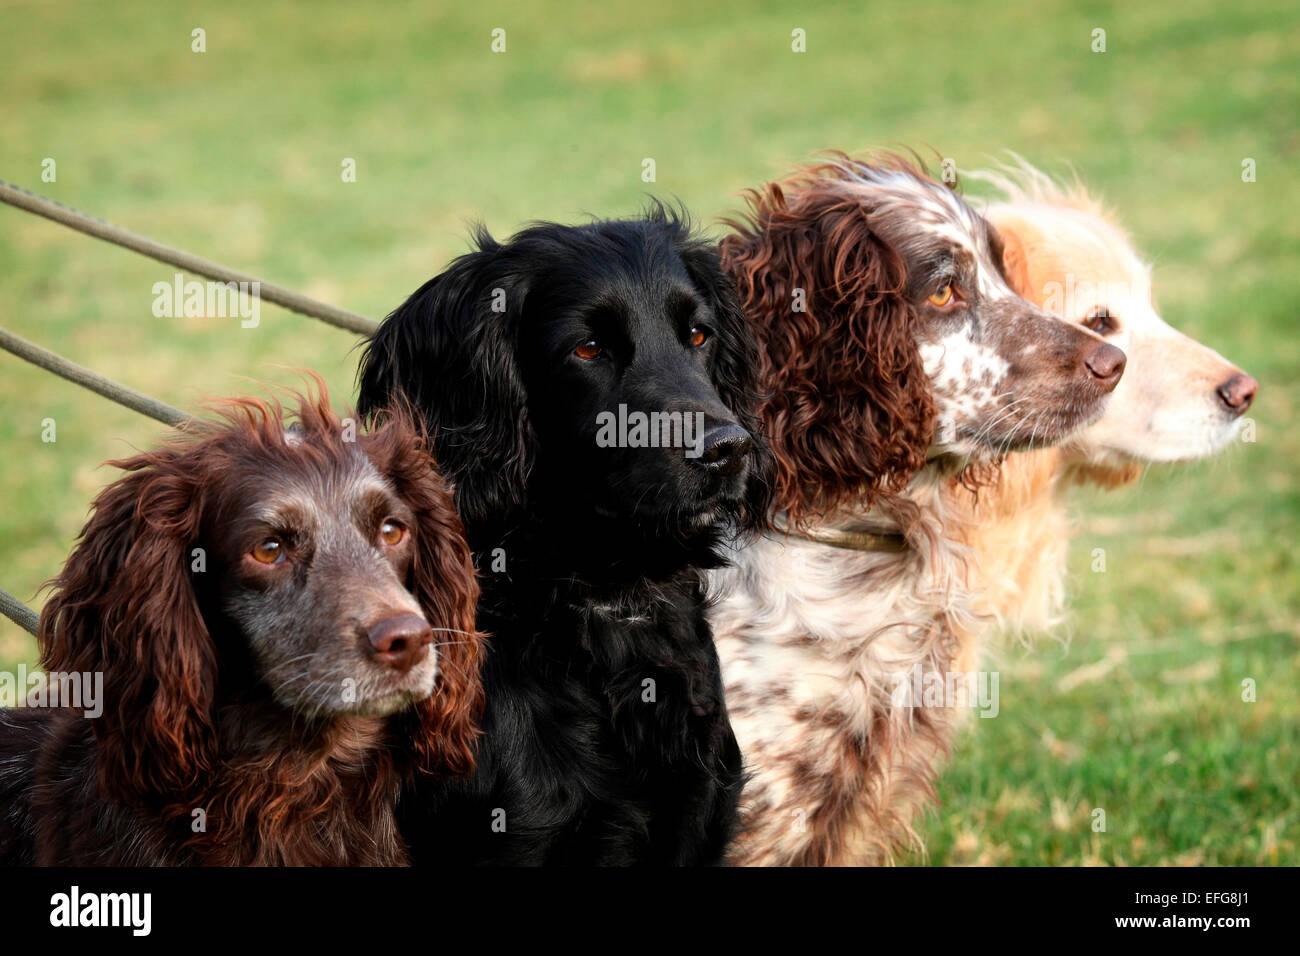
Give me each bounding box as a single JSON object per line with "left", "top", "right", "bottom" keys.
{"left": 250, "top": 538, "right": 284, "bottom": 565}
{"left": 1085, "top": 307, "right": 1117, "bottom": 336}
{"left": 689, "top": 326, "right": 711, "bottom": 348}
{"left": 575, "top": 340, "right": 602, "bottom": 360}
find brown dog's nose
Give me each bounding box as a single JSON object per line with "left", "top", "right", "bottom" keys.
{"left": 1084, "top": 343, "right": 1126, "bottom": 391}
{"left": 365, "top": 613, "right": 433, "bottom": 673}
{"left": 1217, "top": 373, "right": 1258, "bottom": 415}
{"left": 696, "top": 424, "right": 753, "bottom": 476}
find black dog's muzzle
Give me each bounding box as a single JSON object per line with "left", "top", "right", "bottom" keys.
{"left": 694, "top": 423, "right": 753, "bottom": 477}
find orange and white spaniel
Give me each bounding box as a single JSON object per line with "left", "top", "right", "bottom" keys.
{"left": 950, "top": 162, "right": 1257, "bottom": 664}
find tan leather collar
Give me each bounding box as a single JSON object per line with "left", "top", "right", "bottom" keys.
{"left": 770, "top": 518, "right": 908, "bottom": 553}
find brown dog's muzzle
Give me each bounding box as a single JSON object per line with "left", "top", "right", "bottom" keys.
{"left": 1015, "top": 304, "right": 1126, "bottom": 396}
{"left": 365, "top": 612, "right": 434, "bottom": 673}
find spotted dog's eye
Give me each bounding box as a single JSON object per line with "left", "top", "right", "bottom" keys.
{"left": 379, "top": 520, "right": 406, "bottom": 546}
{"left": 928, "top": 284, "right": 954, "bottom": 307}
{"left": 1085, "top": 308, "right": 1117, "bottom": 335}
{"left": 574, "top": 340, "right": 602, "bottom": 359}
{"left": 250, "top": 539, "right": 283, "bottom": 565}
{"left": 689, "top": 326, "right": 710, "bottom": 348}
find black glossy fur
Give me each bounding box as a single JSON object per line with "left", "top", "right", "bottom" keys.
{"left": 357, "top": 207, "right": 770, "bottom": 864}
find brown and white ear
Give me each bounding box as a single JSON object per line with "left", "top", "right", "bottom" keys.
{"left": 987, "top": 218, "right": 1032, "bottom": 300}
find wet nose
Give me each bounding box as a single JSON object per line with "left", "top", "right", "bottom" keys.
{"left": 365, "top": 613, "right": 433, "bottom": 673}
{"left": 695, "top": 423, "right": 752, "bottom": 476}
{"left": 1084, "top": 343, "right": 1126, "bottom": 391}
{"left": 1217, "top": 373, "right": 1257, "bottom": 415}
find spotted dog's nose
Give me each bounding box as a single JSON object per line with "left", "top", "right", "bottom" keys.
{"left": 1084, "top": 343, "right": 1126, "bottom": 391}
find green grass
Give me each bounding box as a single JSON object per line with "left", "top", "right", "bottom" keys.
{"left": 1, "top": 0, "right": 1296, "bottom": 864}
{"left": 910, "top": 466, "right": 1300, "bottom": 865}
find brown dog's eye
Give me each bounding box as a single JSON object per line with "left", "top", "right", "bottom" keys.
{"left": 689, "top": 326, "right": 710, "bottom": 348}
{"left": 575, "top": 340, "right": 602, "bottom": 360}
{"left": 379, "top": 520, "right": 406, "bottom": 546}
{"left": 1085, "top": 308, "right": 1117, "bottom": 335}
{"left": 928, "top": 284, "right": 954, "bottom": 307}
{"left": 250, "top": 539, "right": 283, "bottom": 564}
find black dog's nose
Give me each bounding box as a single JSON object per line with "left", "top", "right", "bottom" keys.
{"left": 1217, "top": 373, "right": 1258, "bottom": 415}
{"left": 365, "top": 613, "right": 433, "bottom": 673}
{"left": 1084, "top": 342, "right": 1126, "bottom": 391}
{"left": 695, "top": 424, "right": 752, "bottom": 476}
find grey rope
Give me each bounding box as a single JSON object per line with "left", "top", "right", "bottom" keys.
{"left": 0, "top": 182, "right": 381, "bottom": 636}
{"left": 0, "top": 329, "right": 185, "bottom": 638}
{"left": 0, "top": 330, "right": 185, "bottom": 636}
{"left": 0, "top": 325, "right": 190, "bottom": 426}
{"left": 0, "top": 180, "right": 379, "bottom": 336}
{"left": 0, "top": 586, "right": 38, "bottom": 636}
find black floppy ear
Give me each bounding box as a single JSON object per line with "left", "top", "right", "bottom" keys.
{"left": 676, "top": 238, "right": 774, "bottom": 532}
{"left": 357, "top": 229, "right": 535, "bottom": 529}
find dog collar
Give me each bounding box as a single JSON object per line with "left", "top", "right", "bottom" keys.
{"left": 770, "top": 519, "right": 908, "bottom": 553}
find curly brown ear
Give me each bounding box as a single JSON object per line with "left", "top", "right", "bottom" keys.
{"left": 406, "top": 491, "right": 484, "bottom": 778}
{"left": 38, "top": 454, "right": 217, "bottom": 808}
{"left": 721, "top": 180, "right": 935, "bottom": 526}
{"left": 363, "top": 407, "right": 485, "bottom": 778}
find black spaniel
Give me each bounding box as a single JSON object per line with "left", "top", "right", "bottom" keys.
{"left": 357, "top": 205, "right": 769, "bottom": 865}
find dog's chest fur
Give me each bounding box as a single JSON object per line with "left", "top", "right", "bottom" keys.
{"left": 403, "top": 569, "right": 742, "bottom": 866}
{"left": 709, "top": 496, "right": 971, "bottom": 865}
{"left": 2, "top": 708, "right": 409, "bottom": 866}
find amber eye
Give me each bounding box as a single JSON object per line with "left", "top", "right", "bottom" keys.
{"left": 379, "top": 520, "right": 406, "bottom": 546}
{"left": 1085, "top": 307, "right": 1117, "bottom": 335}
{"left": 250, "top": 539, "right": 283, "bottom": 565}
{"left": 928, "top": 284, "right": 954, "bottom": 307}
{"left": 689, "top": 326, "right": 710, "bottom": 348}
{"left": 575, "top": 340, "right": 602, "bottom": 359}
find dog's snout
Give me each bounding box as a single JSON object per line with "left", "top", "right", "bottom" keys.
{"left": 696, "top": 424, "right": 752, "bottom": 476}
{"left": 364, "top": 613, "right": 434, "bottom": 673}
{"left": 1216, "top": 373, "right": 1258, "bottom": 415}
{"left": 1083, "top": 342, "right": 1126, "bottom": 391}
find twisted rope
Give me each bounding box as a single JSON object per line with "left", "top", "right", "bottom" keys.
{"left": 0, "top": 180, "right": 378, "bottom": 335}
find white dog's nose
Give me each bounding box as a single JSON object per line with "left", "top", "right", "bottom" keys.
{"left": 1217, "top": 373, "right": 1258, "bottom": 414}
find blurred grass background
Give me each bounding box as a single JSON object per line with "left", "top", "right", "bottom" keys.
{"left": 0, "top": 0, "right": 1295, "bottom": 864}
